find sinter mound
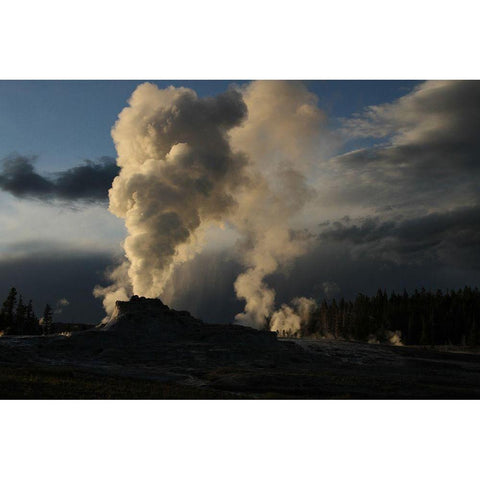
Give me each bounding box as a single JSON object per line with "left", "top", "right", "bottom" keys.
{"left": 0, "top": 296, "right": 286, "bottom": 378}
{"left": 100, "top": 295, "right": 278, "bottom": 347}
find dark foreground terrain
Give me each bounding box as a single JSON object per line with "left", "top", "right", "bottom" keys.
{"left": 1, "top": 297, "right": 480, "bottom": 399}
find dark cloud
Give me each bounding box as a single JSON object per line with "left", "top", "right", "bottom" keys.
{"left": 0, "top": 155, "right": 119, "bottom": 202}
{"left": 334, "top": 81, "right": 480, "bottom": 212}
{"left": 283, "top": 240, "right": 480, "bottom": 301}
{"left": 320, "top": 205, "right": 480, "bottom": 269}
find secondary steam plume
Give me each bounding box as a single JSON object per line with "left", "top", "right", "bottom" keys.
{"left": 95, "top": 83, "right": 247, "bottom": 314}
{"left": 229, "top": 81, "right": 328, "bottom": 329}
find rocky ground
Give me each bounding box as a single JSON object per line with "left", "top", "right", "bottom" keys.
{"left": 1, "top": 296, "right": 480, "bottom": 399}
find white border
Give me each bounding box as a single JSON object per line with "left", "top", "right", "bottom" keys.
{"left": 2, "top": 400, "right": 479, "bottom": 479}
{"left": 1, "top": 0, "right": 479, "bottom": 79}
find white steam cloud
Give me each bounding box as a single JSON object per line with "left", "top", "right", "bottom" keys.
{"left": 54, "top": 297, "right": 70, "bottom": 314}
{"left": 270, "top": 297, "right": 317, "bottom": 337}
{"left": 95, "top": 81, "right": 331, "bottom": 330}
{"left": 94, "top": 83, "right": 247, "bottom": 314}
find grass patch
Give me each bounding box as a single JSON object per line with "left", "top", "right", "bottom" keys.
{"left": 0, "top": 364, "right": 238, "bottom": 399}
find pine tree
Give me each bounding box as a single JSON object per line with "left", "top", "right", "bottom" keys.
{"left": 0, "top": 287, "right": 17, "bottom": 335}
{"left": 42, "top": 304, "right": 53, "bottom": 335}
{"left": 25, "top": 300, "right": 38, "bottom": 335}
{"left": 14, "top": 295, "right": 26, "bottom": 335}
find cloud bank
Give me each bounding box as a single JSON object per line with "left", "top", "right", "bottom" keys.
{"left": 335, "top": 80, "right": 480, "bottom": 213}
{"left": 0, "top": 155, "right": 119, "bottom": 202}
{"left": 320, "top": 205, "right": 480, "bottom": 269}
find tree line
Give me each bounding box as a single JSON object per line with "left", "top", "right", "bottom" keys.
{"left": 0, "top": 287, "right": 53, "bottom": 336}
{"left": 300, "top": 287, "right": 480, "bottom": 346}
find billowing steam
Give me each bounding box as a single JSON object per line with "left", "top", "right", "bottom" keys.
{"left": 95, "top": 81, "right": 330, "bottom": 331}
{"left": 94, "top": 83, "right": 248, "bottom": 314}
{"left": 229, "top": 81, "right": 327, "bottom": 329}
{"left": 270, "top": 297, "right": 317, "bottom": 337}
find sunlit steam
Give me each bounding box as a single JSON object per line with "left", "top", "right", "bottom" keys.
{"left": 229, "top": 81, "right": 328, "bottom": 329}
{"left": 270, "top": 297, "right": 317, "bottom": 337}
{"left": 94, "top": 83, "right": 247, "bottom": 314}
{"left": 95, "top": 81, "right": 330, "bottom": 330}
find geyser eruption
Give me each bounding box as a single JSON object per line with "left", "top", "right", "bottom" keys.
{"left": 96, "top": 81, "right": 331, "bottom": 331}
{"left": 94, "top": 83, "right": 248, "bottom": 314}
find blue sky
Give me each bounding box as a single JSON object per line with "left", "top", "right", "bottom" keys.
{"left": 0, "top": 80, "right": 420, "bottom": 171}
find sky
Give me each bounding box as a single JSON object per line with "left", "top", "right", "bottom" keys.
{"left": 0, "top": 80, "right": 420, "bottom": 166}
{"left": 1, "top": 79, "right": 477, "bottom": 325}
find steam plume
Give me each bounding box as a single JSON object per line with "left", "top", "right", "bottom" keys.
{"left": 270, "top": 297, "right": 317, "bottom": 337}
{"left": 229, "top": 81, "right": 328, "bottom": 328}
{"left": 95, "top": 83, "right": 247, "bottom": 314}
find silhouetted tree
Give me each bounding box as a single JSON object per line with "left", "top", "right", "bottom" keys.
{"left": 0, "top": 287, "right": 17, "bottom": 334}
{"left": 14, "top": 295, "right": 26, "bottom": 335}
{"left": 306, "top": 286, "right": 480, "bottom": 346}
{"left": 24, "top": 300, "right": 39, "bottom": 335}
{"left": 42, "top": 304, "right": 53, "bottom": 335}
